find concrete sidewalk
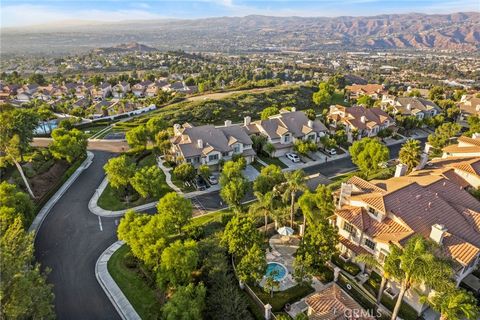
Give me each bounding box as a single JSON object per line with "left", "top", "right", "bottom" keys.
{"left": 95, "top": 241, "right": 141, "bottom": 320}
{"left": 29, "top": 151, "right": 94, "bottom": 236}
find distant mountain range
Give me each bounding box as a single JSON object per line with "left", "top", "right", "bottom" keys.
{"left": 2, "top": 12, "right": 479, "bottom": 55}
{"left": 93, "top": 42, "right": 158, "bottom": 53}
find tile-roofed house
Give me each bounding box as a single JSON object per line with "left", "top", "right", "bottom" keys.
{"left": 442, "top": 134, "right": 480, "bottom": 158}
{"left": 345, "top": 84, "right": 385, "bottom": 100}
{"left": 112, "top": 81, "right": 131, "bottom": 98}
{"left": 171, "top": 121, "right": 256, "bottom": 169}
{"left": 132, "top": 80, "right": 153, "bottom": 97}
{"left": 306, "top": 283, "right": 374, "bottom": 320}
{"left": 333, "top": 164, "right": 480, "bottom": 315}
{"left": 91, "top": 83, "right": 112, "bottom": 100}
{"left": 458, "top": 94, "right": 480, "bottom": 120}
{"left": 244, "top": 109, "right": 328, "bottom": 157}
{"left": 145, "top": 80, "right": 168, "bottom": 97}
{"left": 328, "top": 105, "right": 394, "bottom": 142}
{"left": 91, "top": 100, "right": 118, "bottom": 118}
{"left": 381, "top": 96, "right": 440, "bottom": 120}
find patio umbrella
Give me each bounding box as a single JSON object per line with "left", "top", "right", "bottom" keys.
{"left": 277, "top": 226, "right": 294, "bottom": 236}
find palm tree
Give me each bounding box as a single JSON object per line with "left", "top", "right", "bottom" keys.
{"left": 399, "top": 139, "right": 422, "bottom": 173}
{"left": 282, "top": 169, "right": 307, "bottom": 228}
{"left": 421, "top": 285, "right": 479, "bottom": 320}
{"left": 384, "top": 236, "right": 453, "bottom": 320}
{"left": 249, "top": 191, "right": 276, "bottom": 234}
{"left": 354, "top": 254, "right": 389, "bottom": 306}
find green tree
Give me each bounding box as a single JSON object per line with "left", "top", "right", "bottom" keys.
{"left": 0, "top": 181, "right": 34, "bottom": 226}
{"left": 155, "top": 192, "right": 192, "bottom": 235}
{"left": 427, "top": 122, "right": 461, "bottom": 151}
{"left": 421, "top": 284, "right": 479, "bottom": 320}
{"left": 354, "top": 254, "right": 389, "bottom": 306}
{"left": 429, "top": 86, "right": 445, "bottom": 101}
{"left": 251, "top": 134, "right": 267, "bottom": 154}
{"left": 220, "top": 177, "right": 248, "bottom": 212}
{"left": 173, "top": 163, "right": 196, "bottom": 182}
{"left": 236, "top": 243, "right": 267, "bottom": 284}
{"left": 50, "top": 128, "right": 87, "bottom": 163}
{"left": 253, "top": 164, "right": 285, "bottom": 195}
{"left": 130, "top": 165, "right": 165, "bottom": 199}
{"left": 126, "top": 125, "right": 148, "bottom": 150}
{"left": 250, "top": 191, "right": 276, "bottom": 233}
{"left": 198, "top": 164, "right": 211, "bottom": 179}
{"left": 104, "top": 155, "right": 135, "bottom": 190}
{"left": 162, "top": 283, "right": 206, "bottom": 320}
{"left": 320, "top": 135, "right": 337, "bottom": 150}
{"left": 356, "top": 95, "right": 374, "bottom": 107}
{"left": 263, "top": 270, "right": 280, "bottom": 297}
{"left": 349, "top": 138, "right": 389, "bottom": 176}
{"left": 0, "top": 217, "right": 55, "bottom": 319}
{"left": 146, "top": 116, "right": 167, "bottom": 141}
{"left": 221, "top": 215, "right": 262, "bottom": 258}
{"left": 312, "top": 85, "right": 332, "bottom": 107}
{"left": 384, "top": 236, "right": 453, "bottom": 320}
{"left": 399, "top": 139, "right": 422, "bottom": 173}
{"left": 407, "top": 89, "right": 421, "bottom": 97}
{"left": 261, "top": 106, "right": 279, "bottom": 120}
{"left": 467, "top": 115, "right": 480, "bottom": 136}
{"left": 304, "top": 108, "right": 316, "bottom": 120}
{"left": 157, "top": 240, "right": 199, "bottom": 289}
{"left": 293, "top": 140, "right": 317, "bottom": 156}
{"left": 155, "top": 130, "right": 171, "bottom": 155}
{"left": 282, "top": 170, "right": 307, "bottom": 228}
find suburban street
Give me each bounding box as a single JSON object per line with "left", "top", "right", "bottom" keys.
{"left": 33, "top": 138, "right": 424, "bottom": 319}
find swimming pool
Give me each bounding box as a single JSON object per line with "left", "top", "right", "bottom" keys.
{"left": 265, "top": 262, "right": 288, "bottom": 281}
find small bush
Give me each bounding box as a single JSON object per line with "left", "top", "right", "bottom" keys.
{"left": 315, "top": 265, "right": 334, "bottom": 283}
{"left": 123, "top": 251, "right": 138, "bottom": 269}
{"left": 331, "top": 255, "right": 361, "bottom": 276}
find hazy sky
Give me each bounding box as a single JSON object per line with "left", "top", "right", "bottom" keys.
{"left": 1, "top": 0, "right": 478, "bottom": 28}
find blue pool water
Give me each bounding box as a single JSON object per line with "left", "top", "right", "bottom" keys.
{"left": 265, "top": 262, "right": 287, "bottom": 281}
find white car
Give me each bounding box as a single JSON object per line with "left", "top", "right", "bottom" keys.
{"left": 325, "top": 148, "right": 337, "bottom": 155}
{"left": 286, "top": 153, "right": 301, "bottom": 163}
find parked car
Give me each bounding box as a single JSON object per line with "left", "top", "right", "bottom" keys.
{"left": 194, "top": 176, "right": 207, "bottom": 191}
{"left": 286, "top": 153, "right": 301, "bottom": 163}
{"left": 208, "top": 175, "right": 218, "bottom": 185}
{"left": 325, "top": 148, "right": 337, "bottom": 155}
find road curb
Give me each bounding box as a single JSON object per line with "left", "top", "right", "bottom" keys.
{"left": 29, "top": 151, "right": 94, "bottom": 237}
{"left": 95, "top": 241, "right": 141, "bottom": 320}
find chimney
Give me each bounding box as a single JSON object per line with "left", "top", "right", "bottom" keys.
{"left": 224, "top": 120, "right": 232, "bottom": 127}
{"left": 244, "top": 116, "right": 251, "bottom": 126}
{"left": 430, "top": 224, "right": 447, "bottom": 245}
{"left": 360, "top": 116, "right": 366, "bottom": 124}
{"left": 197, "top": 139, "right": 203, "bottom": 148}
{"left": 395, "top": 163, "right": 408, "bottom": 177}
{"left": 415, "top": 153, "right": 429, "bottom": 171}
{"left": 308, "top": 120, "right": 313, "bottom": 128}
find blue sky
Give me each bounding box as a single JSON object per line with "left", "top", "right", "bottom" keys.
{"left": 1, "top": 0, "right": 478, "bottom": 28}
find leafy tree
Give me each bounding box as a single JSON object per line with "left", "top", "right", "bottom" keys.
{"left": 421, "top": 284, "right": 479, "bottom": 320}
{"left": 155, "top": 192, "right": 192, "bottom": 235}
{"left": 104, "top": 155, "right": 135, "bottom": 190}
{"left": 466, "top": 115, "right": 480, "bottom": 136}
{"left": 130, "top": 165, "right": 165, "bottom": 199}
{"left": 221, "top": 215, "right": 262, "bottom": 258}
{"left": 320, "top": 135, "right": 337, "bottom": 150}
{"left": 220, "top": 177, "right": 248, "bottom": 212}
{"left": 312, "top": 85, "right": 332, "bottom": 107}
{"left": 429, "top": 86, "right": 445, "bottom": 101}
{"left": 261, "top": 106, "right": 279, "bottom": 120}
{"left": 304, "top": 108, "right": 316, "bottom": 120}
{"left": 28, "top": 73, "right": 47, "bottom": 85}
{"left": 377, "top": 128, "right": 392, "bottom": 141}
{"left": 452, "top": 89, "right": 466, "bottom": 101}
{"left": 253, "top": 164, "right": 285, "bottom": 195}
{"left": 146, "top": 116, "right": 167, "bottom": 140}
{"left": 427, "top": 122, "right": 461, "bottom": 151}
{"left": 384, "top": 236, "right": 453, "bottom": 320}
{"left": 157, "top": 240, "right": 199, "bottom": 289}
{"left": 155, "top": 130, "right": 172, "bottom": 155}
{"left": 126, "top": 125, "right": 148, "bottom": 150}
{"left": 399, "top": 139, "right": 422, "bottom": 173}
{"left": 162, "top": 283, "right": 206, "bottom": 320}
{"left": 117, "top": 210, "right": 166, "bottom": 267}
{"left": 50, "top": 128, "right": 87, "bottom": 163}
{"left": 198, "top": 164, "right": 211, "bottom": 179}
{"left": 0, "top": 217, "right": 55, "bottom": 319}
{"left": 283, "top": 170, "right": 307, "bottom": 227}
{"left": 328, "top": 74, "right": 346, "bottom": 90}
{"left": 395, "top": 115, "right": 420, "bottom": 136}
{"left": 250, "top": 191, "right": 277, "bottom": 233}
{"left": 333, "top": 130, "right": 347, "bottom": 147}
{"left": 356, "top": 95, "right": 374, "bottom": 107}
{"left": 173, "top": 163, "right": 196, "bottom": 182}
{"left": 263, "top": 270, "right": 280, "bottom": 297}
{"left": 0, "top": 181, "right": 34, "bottom": 226}
{"left": 264, "top": 142, "right": 275, "bottom": 157}
{"left": 236, "top": 243, "right": 267, "bottom": 284}
{"left": 293, "top": 140, "right": 317, "bottom": 156}
{"left": 251, "top": 134, "right": 267, "bottom": 154}
{"left": 349, "top": 138, "right": 389, "bottom": 176}
{"left": 354, "top": 254, "right": 389, "bottom": 306}
{"left": 407, "top": 89, "right": 421, "bottom": 97}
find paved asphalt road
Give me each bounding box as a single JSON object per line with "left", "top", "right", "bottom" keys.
{"left": 34, "top": 138, "right": 424, "bottom": 319}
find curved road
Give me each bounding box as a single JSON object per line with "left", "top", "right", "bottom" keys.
{"left": 34, "top": 151, "right": 121, "bottom": 320}
{"left": 33, "top": 138, "right": 423, "bottom": 319}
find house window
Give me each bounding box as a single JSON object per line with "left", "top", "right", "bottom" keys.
{"left": 343, "top": 222, "right": 356, "bottom": 236}
{"left": 307, "top": 134, "right": 315, "bottom": 140}
{"left": 233, "top": 145, "right": 240, "bottom": 153}
{"left": 364, "top": 239, "right": 376, "bottom": 251}
{"left": 368, "top": 207, "right": 378, "bottom": 217}
{"left": 222, "top": 152, "right": 229, "bottom": 157}
{"left": 186, "top": 158, "right": 191, "bottom": 163}
{"left": 208, "top": 154, "right": 219, "bottom": 162}
{"left": 284, "top": 134, "right": 291, "bottom": 143}
{"left": 378, "top": 251, "right": 387, "bottom": 263}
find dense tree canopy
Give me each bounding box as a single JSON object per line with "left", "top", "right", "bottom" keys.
{"left": 260, "top": 106, "right": 279, "bottom": 120}
{"left": 162, "top": 283, "right": 206, "bottom": 320}
{"left": 50, "top": 127, "right": 87, "bottom": 163}
{"left": 103, "top": 155, "right": 136, "bottom": 190}
{"left": 155, "top": 192, "right": 192, "bottom": 235}
{"left": 349, "top": 138, "right": 389, "bottom": 176}
{"left": 130, "top": 165, "right": 165, "bottom": 199}
{"left": 157, "top": 240, "right": 199, "bottom": 289}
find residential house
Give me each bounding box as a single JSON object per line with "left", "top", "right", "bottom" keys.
{"left": 132, "top": 80, "right": 153, "bottom": 97}
{"left": 458, "top": 94, "right": 480, "bottom": 122}
{"left": 306, "top": 283, "right": 374, "bottom": 320}
{"left": 75, "top": 83, "right": 94, "bottom": 99}
{"left": 112, "top": 81, "right": 130, "bottom": 98}
{"left": 327, "top": 105, "right": 394, "bottom": 142}
{"left": 244, "top": 109, "right": 328, "bottom": 157}
{"left": 333, "top": 164, "right": 480, "bottom": 315}
{"left": 16, "top": 92, "right": 32, "bottom": 103}
{"left": 91, "top": 100, "right": 118, "bottom": 118}
{"left": 170, "top": 121, "right": 256, "bottom": 170}
{"left": 20, "top": 83, "right": 39, "bottom": 95}
{"left": 442, "top": 134, "right": 480, "bottom": 159}
{"left": 381, "top": 96, "right": 440, "bottom": 120}
{"left": 345, "top": 84, "right": 385, "bottom": 100}
{"left": 91, "top": 83, "right": 111, "bottom": 100}
{"left": 145, "top": 80, "right": 168, "bottom": 97}
{"left": 2, "top": 84, "right": 20, "bottom": 96}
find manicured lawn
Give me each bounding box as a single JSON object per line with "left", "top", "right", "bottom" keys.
{"left": 331, "top": 91, "right": 350, "bottom": 106}
{"left": 257, "top": 155, "right": 288, "bottom": 169}
{"left": 250, "top": 284, "right": 315, "bottom": 312}
{"left": 251, "top": 160, "right": 266, "bottom": 172}
{"left": 107, "top": 245, "right": 162, "bottom": 320}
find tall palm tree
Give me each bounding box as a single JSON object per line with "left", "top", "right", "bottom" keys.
{"left": 354, "top": 254, "right": 389, "bottom": 306}
{"left": 282, "top": 169, "right": 307, "bottom": 228}
{"left": 398, "top": 139, "right": 422, "bottom": 173}
{"left": 298, "top": 190, "right": 318, "bottom": 234}
{"left": 421, "top": 285, "right": 479, "bottom": 320}
{"left": 249, "top": 191, "right": 276, "bottom": 234}
{"left": 384, "top": 236, "right": 453, "bottom": 320}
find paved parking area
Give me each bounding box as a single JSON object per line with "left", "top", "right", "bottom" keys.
{"left": 190, "top": 196, "right": 207, "bottom": 216}
{"left": 243, "top": 165, "right": 260, "bottom": 181}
